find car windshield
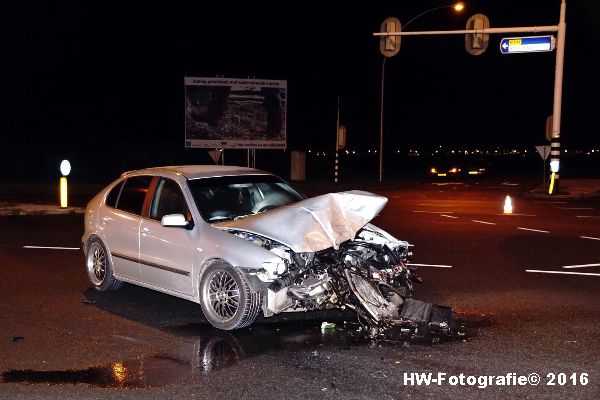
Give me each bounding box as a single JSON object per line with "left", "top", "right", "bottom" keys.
{"left": 188, "top": 175, "right": 305, "bottom": 222}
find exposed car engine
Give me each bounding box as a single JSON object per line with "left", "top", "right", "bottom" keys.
{"left": 225, "top": 225, "right": 451, "bottom": 337}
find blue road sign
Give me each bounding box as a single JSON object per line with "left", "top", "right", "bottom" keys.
{"left": 500, "top": 35, "right": 556, "bottom": 55}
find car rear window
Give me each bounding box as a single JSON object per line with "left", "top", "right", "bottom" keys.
{"left": 105, "top": 181, "right": 124, "bottom": 208}
{"left": 117, "top": 176, "right": 152, "bottom": 215}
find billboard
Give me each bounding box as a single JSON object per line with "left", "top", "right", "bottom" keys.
{"left": 185, "top": 77, "right": 287, "bottom": 149}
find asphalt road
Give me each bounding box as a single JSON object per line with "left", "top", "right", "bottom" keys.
{"left": 1, "top": 179, "right": 599, "bottom": 399}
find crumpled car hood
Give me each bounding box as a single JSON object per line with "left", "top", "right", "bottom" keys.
{"left": 214, "top": 190, "right": 388, "bottom": 253}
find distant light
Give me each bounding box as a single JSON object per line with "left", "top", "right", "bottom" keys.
{"left": 454, "top": 2, "right": 465, "bottom": 12}
{"left": 564, "top": 149, "right": 568, "bottom": 153}
{"left": 430, "top": 168, "right": 437, "bottom": 174}
{"left": 451, "top": 150, "right": 455, "bottom": 154}
{"left": 503, "top": 196, "right": 513, "bottom": 214}
{"left": 60, "top": 160, "right": 71, "bottom": 176}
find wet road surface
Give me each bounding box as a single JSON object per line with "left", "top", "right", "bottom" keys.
{"left": 1, "top": 179, "right": 599, "bottom": 399}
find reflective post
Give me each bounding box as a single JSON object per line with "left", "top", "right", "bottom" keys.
{"left": 60, "top": 177, "right": 68, "bottom": 208}
{"left": 59, "top": 160, "right": 71, "bottom": 208}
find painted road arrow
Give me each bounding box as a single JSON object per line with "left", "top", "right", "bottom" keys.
{"left": 500, "top": 35, "right": 556, "bottom": 55}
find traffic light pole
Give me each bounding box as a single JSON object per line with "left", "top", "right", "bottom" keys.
{"left": 550, "top": 0, "right": 566, "bottom": 194}
{"left": 374, "top": 0, "right": 567, "bottom": 194}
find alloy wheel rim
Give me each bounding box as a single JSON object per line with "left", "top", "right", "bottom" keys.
{"left": 88, "top": 243, "right": 106, "bottom": 284}
{"left": 207, "top": 271, "right": 240, "bottom": 320}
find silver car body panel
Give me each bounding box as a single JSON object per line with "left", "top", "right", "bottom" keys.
{"left": 82, "top": 168, "right": 297, "bottom": 305}
{"left": 213, "top": 190, "right": 388, "bottom": 253}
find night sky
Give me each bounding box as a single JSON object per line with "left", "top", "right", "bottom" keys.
{"left": 2, "top": 1, "right": 599, "bottom": 179}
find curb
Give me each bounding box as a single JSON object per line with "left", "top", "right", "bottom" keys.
{"left": 0, "top": 205, "right": 85, "bottom": 216}
{"left": 525, "top": 190, "right": 600, "bottom": 200}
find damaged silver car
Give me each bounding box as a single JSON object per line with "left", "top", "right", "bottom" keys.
{"left": 83, "top": 166, "right": 451, "bottom": 337}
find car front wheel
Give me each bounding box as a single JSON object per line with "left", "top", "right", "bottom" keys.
{"left": 199, "top": 262, "right": 262, "bottom": 330}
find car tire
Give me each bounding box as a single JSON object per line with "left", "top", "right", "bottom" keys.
{"left": 86, "top": 238, "right": 123, "bottom": 291}
{"left": 199, "top": 262, "right": 262, "bottom": 330}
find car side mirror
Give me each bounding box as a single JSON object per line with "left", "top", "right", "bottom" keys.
{"left": 161, "top": 214, "right": 194, "bottom": 230}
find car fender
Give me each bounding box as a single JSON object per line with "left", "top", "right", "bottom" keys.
{"left": 192, "top": 224, "right": 282, "bottom": 301}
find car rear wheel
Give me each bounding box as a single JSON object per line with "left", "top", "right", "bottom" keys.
{"left": 199, "top": 262, "right": 261, "bottom": 330}
{"left": 86, "top": 238, "right": 123, "bottom": 291}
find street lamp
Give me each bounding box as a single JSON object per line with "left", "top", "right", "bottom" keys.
{"left": 403, "top": 3, "right": 465, "bottom": 30}
{"left": 378, "top": 3, "right": 465, "bottom": 182}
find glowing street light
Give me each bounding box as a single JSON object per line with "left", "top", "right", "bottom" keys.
{"left": 454, "top": 2, "right": 465, "bottom": 12}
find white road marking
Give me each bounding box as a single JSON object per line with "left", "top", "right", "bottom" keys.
{"left": 517, "top": 227, "right": 550, "bottom": 233}
{"left": 408, "top": 263, "right": 453, "bottom": 268}
{"left": 412, "top": 210, "right": 454, "bottom": 214}
{"left": 23, "top": 245, "right": 80, "bottom": 250}
{"left": 581, "top": 236, "right": 600, "bottom": 241}
{"left": 556, "top": 207, "right": 594, "bottom": 210}
{"left": 562, "top": 263, "right": 600, "bottom": 269}
{"left": 526, "top": 269, "right": 600, "bottom": 277}
{"left": 501, "top": 182, "right": 519, "bottom": 186}
{"left": 471, "top": 219, "right": 496, "bottom": 225}
{"left": 577, "top": 216, "right": 600, "bottom": 219}
{"left": 440, "top": 214, "right": 458, "bottom": 219}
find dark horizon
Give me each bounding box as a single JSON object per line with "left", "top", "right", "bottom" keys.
{"left": 2, "top": 1, "right": 599, "bottom": 180}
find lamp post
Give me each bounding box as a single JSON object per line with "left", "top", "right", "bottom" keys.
{"left": 379, "top": 3, "right": 464, "bottom": 182}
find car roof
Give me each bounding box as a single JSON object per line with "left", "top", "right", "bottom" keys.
{"left": 121, "top": 165, "right": 270, "bottom": 180}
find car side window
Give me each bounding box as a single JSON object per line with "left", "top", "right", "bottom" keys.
{"left": 117, "top": 176, "right": 152, "bottom": 215}
{"left": 105, "top": 181, "right": 124, "bottom": 208}
{"left": 149, "top": 178, "right": 192, "bottom": 222}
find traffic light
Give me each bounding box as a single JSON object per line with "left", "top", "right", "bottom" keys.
{"left": 380, "top": 17, "right": 401, "bottom": 57}
{"left": 465, "top": 14, "right": 490, "bottom": 55}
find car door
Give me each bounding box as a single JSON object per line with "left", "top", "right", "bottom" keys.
{"left": 139, "top": 177, "right": 196, "bottom": 296}
{"left": 100, "top": 175, "right": 152, "bottom": 282}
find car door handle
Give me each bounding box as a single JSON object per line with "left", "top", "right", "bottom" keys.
{"left": 101, "top": 217, "right": 110, "bottom": 225}
{"left": 141, "top": 227, "right": 150, "bottom": 236}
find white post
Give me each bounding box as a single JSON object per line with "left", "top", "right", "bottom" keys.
{"left": 335, "top": 96, "right": 340, "bottom": 184}
{"left": 550, "top": 0, "right": 566, "bottom": 194}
